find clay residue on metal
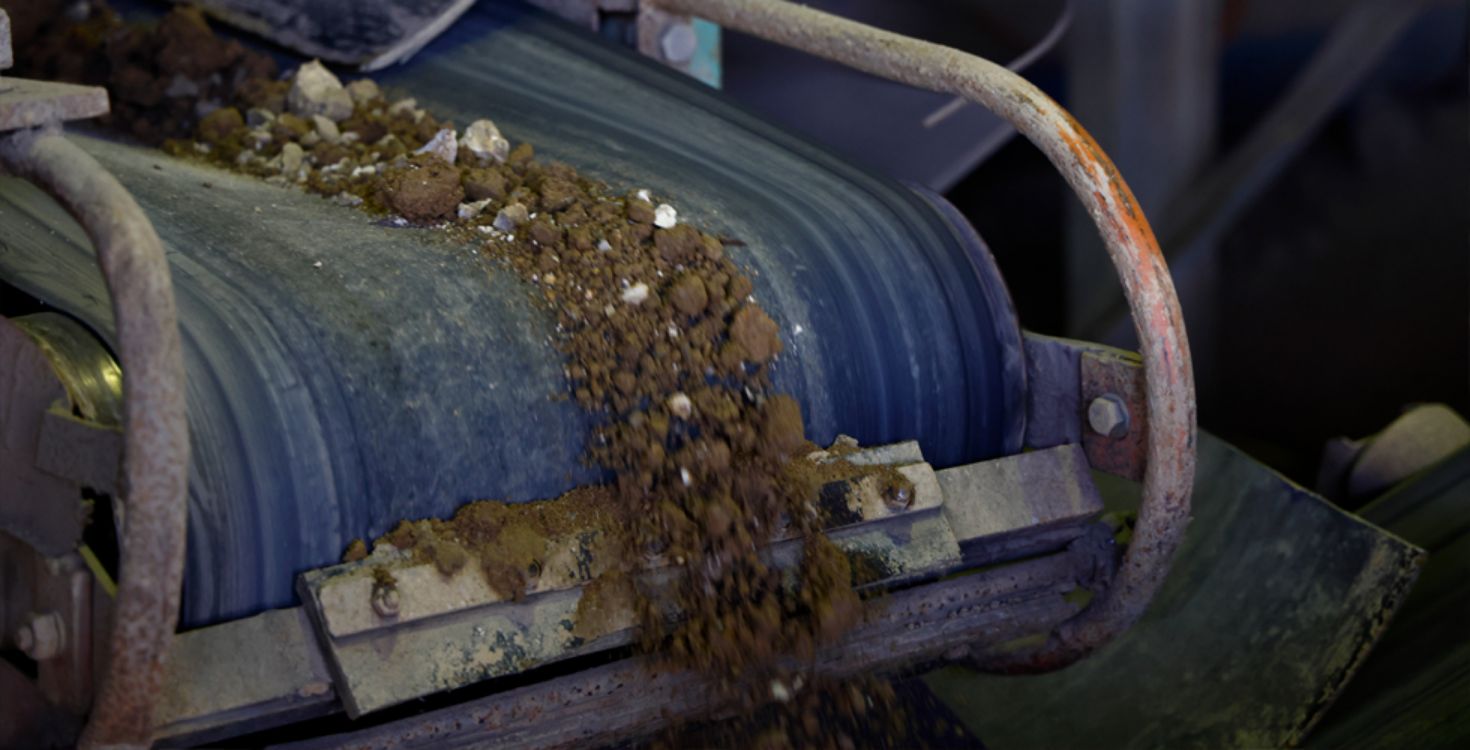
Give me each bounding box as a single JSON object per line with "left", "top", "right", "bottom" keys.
{"left": 379, "top": 487, "right": 629, "bottom": 603}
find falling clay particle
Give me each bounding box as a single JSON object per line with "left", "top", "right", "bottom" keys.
{"left": 730, "top": 305, "right": 782, "bottom": 363}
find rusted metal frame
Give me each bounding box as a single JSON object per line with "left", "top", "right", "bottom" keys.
{"left": 272, "top": 547, "right": 1095, "bottom": 750}
{"left": 0, "top": 127, "right": 190, "bottom": 747}
{"left": 650, "top": 0, "right": 1196, "bottom": 671}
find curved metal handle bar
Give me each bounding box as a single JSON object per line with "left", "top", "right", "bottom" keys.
{"left": 0, "top": 127, "right": 189, "bottom": 746}
{"left": 652, "top": 0, "right": 1197, "bottom": 671}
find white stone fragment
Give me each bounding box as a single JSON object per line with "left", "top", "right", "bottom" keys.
{"left": 680, "top": 467, "right": 693, "bottom": 487}
{"left": 493, "top": 203, "right": 529, "bottom": 231}
{"left": 622, "top": 283, "right": 650, "bottom": 305}
{"left": 287, "top": 60, "right": 354, "bottom": 122}
{"left": 668, "top": 392, "right": 692, "bottom": 419}
{"left": 770, "top": 680, "right": 791, "bottom": 703}
{"left": 311, "top": 114, "right": 340, "bottom": 144}
{"left": 345, "top": 78, "right": 381, "bottom": 106}
{"left": 388, "top": 98, "right": 418, "bottom": 116}
{"left": 415, "top": 128, "right": 458, "bottom": 165}
{"left": 461, "top": 119, "right": 510, "bottom": 163}
{"left": 635, "top": 189, "right": 652, "bottom": 203}
{"left": 457, "top": 198, "right": 494, "bottom": 220}
{"left": 653, "top": 203, "right": 677, "bottom": 228}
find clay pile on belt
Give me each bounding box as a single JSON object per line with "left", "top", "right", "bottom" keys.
{"left": 17, "top": 5, "right": 923, "bottom": 746}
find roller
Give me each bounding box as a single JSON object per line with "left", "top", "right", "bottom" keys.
{"left": 0, "top": 3, "right": 1025, "bottom": 625}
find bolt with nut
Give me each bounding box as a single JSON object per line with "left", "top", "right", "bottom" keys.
{"left": 1088, "top": 394, "right": 1131, "bottom": 438}
{"left": 14, "top": 611, "right": 66, "bottom": 661}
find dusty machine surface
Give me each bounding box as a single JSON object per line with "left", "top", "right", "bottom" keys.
{"left": 0, "top": 1, "right": 1446, "bottom": 748}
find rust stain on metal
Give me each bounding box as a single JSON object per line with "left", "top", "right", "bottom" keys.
{"left": 651, "top": 0, "right": 1197, "bottom": 673}
{"left": 1080, "top": 351, "right": 1149, "bottom": 481}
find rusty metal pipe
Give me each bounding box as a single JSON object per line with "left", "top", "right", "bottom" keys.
{"left": 0, "top": 126, "right": 189, "bottom": 746}
{"left": 651, "top": 0, "right": 1197, "bottom": 671}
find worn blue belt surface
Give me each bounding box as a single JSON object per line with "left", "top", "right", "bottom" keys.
{"left": 0, "top": 3, "right": 1023, "bottom": 625}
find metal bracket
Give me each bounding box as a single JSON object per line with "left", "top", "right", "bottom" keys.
{"left": 1022, "top": 331, "right": 1150, "bottom": 481}
{"left": 299, "top": 443, "right": 961, "bottom": 717}
{"left": 152, "top": 440, "right": 1107, "bottom": 741}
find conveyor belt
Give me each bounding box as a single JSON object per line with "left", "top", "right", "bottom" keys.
{"left": 0, "top": 3, "right": 1023, "bottom": 625}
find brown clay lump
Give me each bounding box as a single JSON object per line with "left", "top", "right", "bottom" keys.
{"left": 381, "top": 154, "right": 465, "bottom": 221}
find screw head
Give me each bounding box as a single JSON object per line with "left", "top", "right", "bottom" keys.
{"left": 371, "top": 585, "right": 400, "bottom": 618}
{"left": 1088, "top": 394, "right": 1130, "bottom": 438}
{"left": 660, "top": 21, "right": 698, "bottom": 64}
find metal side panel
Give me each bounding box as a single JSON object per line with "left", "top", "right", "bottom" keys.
{"left": 926, "top": 431, "right": 1425, "bottom": 749}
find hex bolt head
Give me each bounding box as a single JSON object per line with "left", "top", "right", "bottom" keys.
{"left": 371, "top": 584, "right": 401, "bottom": 618}
{"left": 15, "top": 612, "right": 65, "bottom": 661}
{"left": 660, "top": 21, "right": 698, "bottom": 64}
{"left": 1088, "top": 394, "right": 1131, "bottom": 438}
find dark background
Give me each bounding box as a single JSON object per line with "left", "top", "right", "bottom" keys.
{"left": 724, "top": 0, "right": 1467, "bottom": 488}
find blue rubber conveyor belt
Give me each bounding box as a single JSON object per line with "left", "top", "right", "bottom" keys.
{"left": 0, "top": 3, "right": 1024, "bottom": 625}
